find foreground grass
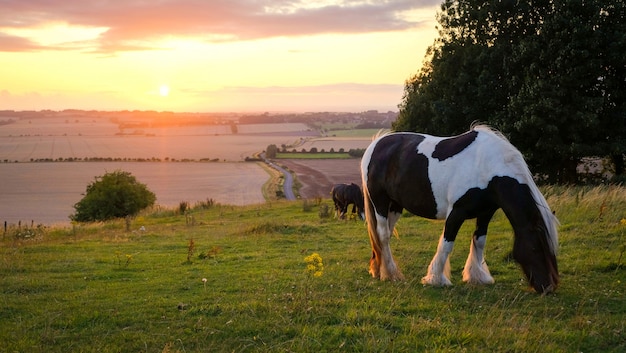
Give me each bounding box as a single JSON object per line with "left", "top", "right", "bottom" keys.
{"left": 1, "top": 185, "right": 625, "bottom": 352}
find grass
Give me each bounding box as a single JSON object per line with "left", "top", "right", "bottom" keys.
{"left": 1, "top": 185, "right": 625, "bottom": 352}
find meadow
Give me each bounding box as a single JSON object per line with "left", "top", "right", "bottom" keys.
{"left": 1, "top": 185, "right": 624, "bottom": 352}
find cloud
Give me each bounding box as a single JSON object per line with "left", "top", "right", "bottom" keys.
{"left": 0, "top": 0, "right": 439, "bottom": 53}
{"left": 0, "top": 33, "right": 42, "bottom": 51}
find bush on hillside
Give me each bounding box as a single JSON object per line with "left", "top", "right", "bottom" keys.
{"left": 70, "top": 170, "right": 156, "bottom": 223}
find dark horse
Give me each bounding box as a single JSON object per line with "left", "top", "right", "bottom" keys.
{"left": 361, "top": 125, "right": 559, "bottom": 293}
{"left": 331, "top": 183, "right": 365, "bottom": 220}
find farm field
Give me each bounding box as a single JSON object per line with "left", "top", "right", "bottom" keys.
{"left": 0, "top": 125, "right": 315, "bottom": 162}
{"left": 278, "top": 159, "right": 363, "bottom": 199}
{"left": 0, "top": 116, "right": 379, "bottom": 225}
{"left": 0, "top": 162, "right": 268, "bottom": 225}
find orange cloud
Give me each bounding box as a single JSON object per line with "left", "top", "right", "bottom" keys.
{"left": 0, "top": 0, "right": 439, "bottom": 53}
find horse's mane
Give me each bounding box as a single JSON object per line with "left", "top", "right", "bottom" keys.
{"left": 372, "top": 129, "right": 392, "bottom": 141}
{"left": 470, "top": 122, "right": 509, "bottom": 142}
{"left": 470, "top": 123, "right": 559, "bottom": 255}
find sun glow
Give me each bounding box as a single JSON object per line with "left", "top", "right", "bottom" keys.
{"left": 0, "top": 2, "right": 440, "bottom": 112}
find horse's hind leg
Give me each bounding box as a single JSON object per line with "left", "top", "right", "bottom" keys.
{"left": 463, "top": 211, "right": 496, "bottom": 285}
{"left": 370, "top": 211, "right": 404, "bottom": 281}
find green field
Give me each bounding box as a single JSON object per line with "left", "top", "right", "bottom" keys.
{"left": 275, "top": 152, "right": 352, "bottom": 159}
{"left": 326, "top": 128, "right": 382, "bottom": 138}
{"left": 1, "top": 185, "right": 625, "bottom": 352}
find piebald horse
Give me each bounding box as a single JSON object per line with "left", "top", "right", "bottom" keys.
{"left": 361, "top": 125, "right": 559, "bottom": 293}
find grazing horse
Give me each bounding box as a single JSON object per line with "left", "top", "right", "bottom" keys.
{"left": 331, "top": 183, "right": 365, "bottom": 220}
{"left": 361, "top": 125, "right": 559, "bottom": 293}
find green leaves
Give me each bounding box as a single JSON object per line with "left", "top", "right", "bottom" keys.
{"left": 71, "top": 170, "right": 156, "bottom": 222}
{"left": 396, "top": 0, "right": 626, "bottom": 183}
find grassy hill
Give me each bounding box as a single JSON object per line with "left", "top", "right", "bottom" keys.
{"left": 1, "top": 185, "right": 625, "bottom": 352}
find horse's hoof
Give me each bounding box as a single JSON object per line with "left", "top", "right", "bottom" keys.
{"left": 380, "top": 271, "right": 404, "bottom": 281}
{"left": 421, "top": 275, "right": 452, "bottom": 287}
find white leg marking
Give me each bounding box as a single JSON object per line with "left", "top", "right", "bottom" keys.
{"left": 375, "top": 213, "right": 403, "bottom": 280}
{"left": 422, "top": 235, "right": 454, "bottom": 286}
{"left": 462, "top": 235, "right": 494, "bottom": 285}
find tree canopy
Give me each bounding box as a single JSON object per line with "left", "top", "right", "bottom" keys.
{"left": 395, "top": 0, "right": 626, "bottom": 183}
{"left": 71, "top": 170, "right": 156, "bottom": 222}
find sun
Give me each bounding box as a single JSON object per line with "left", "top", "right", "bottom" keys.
{"left": 159, "top": 85, "right": 170, "bottom": 97}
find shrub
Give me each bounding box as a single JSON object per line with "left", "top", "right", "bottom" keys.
{"left": 70, "top": 170, "right": 156, "bottom": 222}
{"left": 318, "top": 204, "right": 331, "bottom": 219}
{"left": 178, "top": 201, "right": 190, "bottom": 214}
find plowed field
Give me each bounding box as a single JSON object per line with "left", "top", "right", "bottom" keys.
{"left": 278, "top": 159, "right": 362, "bottom": 199}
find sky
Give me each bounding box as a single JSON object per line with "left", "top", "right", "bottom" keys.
{"left": 0, "top": 0, "right": 441, "bottom": 113}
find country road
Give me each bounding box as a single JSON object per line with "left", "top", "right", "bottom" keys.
{"left": 261, "top": 153, "right": 296, "bottom": 200}
{"left": 262, "top": 155, "right": 362, "bottom": 201}
{"left": 270, "top": 161, "right": 296, "bottom": 200}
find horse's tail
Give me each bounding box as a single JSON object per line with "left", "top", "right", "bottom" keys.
{"left": 361, "top": 146, "right": 381, "bottom": 278}
{"left": 361, "top": 175, "right": 382, "bottom": 278}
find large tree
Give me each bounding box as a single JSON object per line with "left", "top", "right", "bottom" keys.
{"left": 395, "top": 0, "right": 626, "bottom": 183}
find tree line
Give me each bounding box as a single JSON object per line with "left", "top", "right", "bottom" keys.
{"left": 265, "top": 144, "right": 365, "bottom": 158}
{"left": 394, "top": 0, "right": 625, "bottom": 183}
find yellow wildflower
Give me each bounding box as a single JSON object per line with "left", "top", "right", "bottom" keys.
{"left": 304, "top": 252, "right": 324, "bottom": 277}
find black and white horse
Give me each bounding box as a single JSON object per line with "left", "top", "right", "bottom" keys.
{"left": 361, "top": 125, "right": 559, "bottom": 293}
{"left": 331, "top": 183, "right": 365, "bottom": 220}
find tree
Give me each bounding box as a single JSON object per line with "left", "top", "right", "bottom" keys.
{"left": 266, "top": 144, "right": 278, "bottom": 158}
{"left": 395, "top": 0, "right": 626, "bottom": 183}
{"left": 71, "top": 170, "right": 156, "bottom": 223}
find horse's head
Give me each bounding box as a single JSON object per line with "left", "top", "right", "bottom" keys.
{"left": 513, "top": 224, "right": 559, "bottom": 294}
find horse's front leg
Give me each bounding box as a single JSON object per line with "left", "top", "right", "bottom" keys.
{"left": 421, "top": 233, "right": 453, "bottom": 286}
{"left": 463, "top": 211, "right": 496, "bottom": 285}
{"left": 422, "top": 212, "right": 464, "bottom": 286}
{"left": 462, "top": 234, "right": 494, "bottom": 284}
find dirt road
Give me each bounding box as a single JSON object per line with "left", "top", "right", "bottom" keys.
{"left": 277, "top": 159, "right": 363, "bottom": 199}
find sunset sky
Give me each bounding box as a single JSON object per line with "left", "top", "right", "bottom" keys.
{"left": 0, "top": 1, "right": 440, "bottom": 112}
